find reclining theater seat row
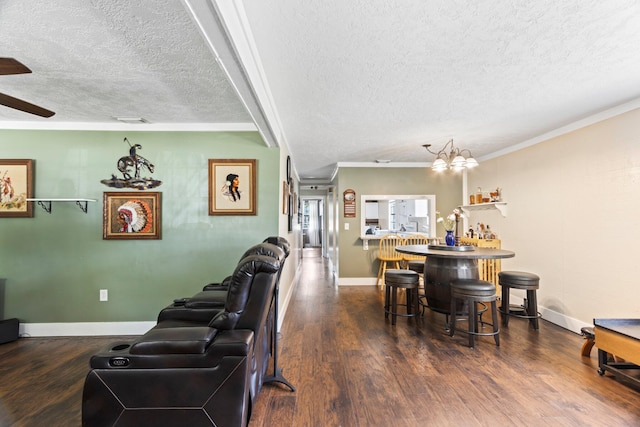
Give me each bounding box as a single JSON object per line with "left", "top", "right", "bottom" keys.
{"left": 155, "top": 240, "right": 289, "bottom": 402}
{"left": 82, "top": 238, "right": 289, "bottom": 427}
{"left": 159, "top": 236, "right": 291, "bottom": 323}
{"left": 202, "top": 237, "right": 291, "bottom": 293}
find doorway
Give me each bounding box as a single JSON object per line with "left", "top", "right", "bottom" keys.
{"left": 302, "top": 199, "right": 323, "bottom": 252}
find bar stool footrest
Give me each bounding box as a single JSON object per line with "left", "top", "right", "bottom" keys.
{"left": 452, "top": 324, "right": 500, "bottom": 338}
{"left": 499, "top": 304, "right": 541, "bottom": 320}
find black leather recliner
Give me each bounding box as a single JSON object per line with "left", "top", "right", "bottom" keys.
{"left": 201, "top": 237, "right": 291, "bottom": 293}
{"left": 158, "top": 237, "right": 295, "bottom": 393}
{"left": 81, "top": 253, "right": 281, "bottom": 427}
{"left": 153, "top": 242, "right": 287, "bottom": 404}
{"left": 157, "top": 240, "right": 288, "bottom": 325}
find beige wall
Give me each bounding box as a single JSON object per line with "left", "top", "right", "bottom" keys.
{"left": 467, "top": 108, "right": 640, "bottom": 332}
{"left": 336, "top": 166, "right": 461, "bottom": 279}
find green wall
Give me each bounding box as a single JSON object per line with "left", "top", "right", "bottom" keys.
{"left": 0, "top": 130, "right": 279, "bottom": 322}
{"left": 336, "top": 167, "right": 461, "bottom": 278}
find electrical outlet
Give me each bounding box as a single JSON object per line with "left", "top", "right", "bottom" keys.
{"left": 99, "top": 289, "right": 108, "bottom": 301}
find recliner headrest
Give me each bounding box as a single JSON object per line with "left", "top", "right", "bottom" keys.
{"left": 240, "top": 242, "right": 286, "bottom": 263}
{"left": 263, "top": 236, "right": 290, "bottom": 258}
{"left": 209, "top": 254, "right": 280, "bottom": 330}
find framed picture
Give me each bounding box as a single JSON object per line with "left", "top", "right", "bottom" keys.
{"left": 282, "top": 181, "right": 289, "bottom": 215}
{"left": 209, "top": 159, "right": 256, "bottom": 215}
{"left": 0, "top": 159, "right": 34, "bottom": 218}
{"left": 293, "top": 191, "right": 298, "bottom": 214}
{"left": 287, "top": 182, "right": 294, "bottom": 231}
{"left": 103, "top": 192, "right": 161, "bottom": 240}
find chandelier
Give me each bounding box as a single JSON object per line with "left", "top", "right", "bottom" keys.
{"left": 423, "top": 139, "right": 479, "bottom": 172}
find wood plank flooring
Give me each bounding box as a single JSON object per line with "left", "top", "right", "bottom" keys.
{"left": 250, "top": 250, "right": 640, "bottom": 426}
{"left": 1, "top": 249, "right": 639, "bottom": 426}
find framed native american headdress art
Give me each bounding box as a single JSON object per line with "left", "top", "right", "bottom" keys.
{"left": 103, "top": 192, "right": 161, "bottom": 240}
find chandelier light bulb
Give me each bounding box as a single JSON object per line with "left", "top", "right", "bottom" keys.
{"left": 432, "top": 158, "right": 448, "bottom": 172}
{"left": 450, "top": 155, "right": 466, "bottom": 168}
{"left": 424, "top": 140, "right": 479, "bottom": 172}
{"left": 465, "top": 157, "right": 479, "bottom": 168}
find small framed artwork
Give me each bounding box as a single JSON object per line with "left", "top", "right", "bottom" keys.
{"left": 282, "top": 181, "right": 289, "bottom": 215}
{"left": 103, "top": 192, "right": 161, "bottom": 240}
{"left": 344, "top": 188, "right": 356, "bottom": 218}
{"left": 293, "top": 191, "right": 298, "bottom": 214}
{"left": 287, "top": 182, "right": 294, "bottom": 231}
{"left": 209, "top": 159, "right": 256, "bottom": 215}
{"left": 0, "top": 159, "right": 34, "bottom": 218}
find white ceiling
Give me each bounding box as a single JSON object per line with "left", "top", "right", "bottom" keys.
{"left": 2, "top": 0, "right": 640, "bottom": 181}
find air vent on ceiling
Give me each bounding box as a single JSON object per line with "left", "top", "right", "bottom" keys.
{"left": 114, "top": 117, "right": 149, "bottom": 124}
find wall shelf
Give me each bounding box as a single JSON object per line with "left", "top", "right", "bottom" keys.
{"left": 460, "top": 202, "right": 507, "bottom": 217}
{"left": 27, "top": 198, "right": 97, "bottom": 214}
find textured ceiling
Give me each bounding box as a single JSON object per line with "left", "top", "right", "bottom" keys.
{"left": 0, "top": 0, "right": 250, "bottom": 124}
{"left": 2, "top": 0, "right": 640, "bottom": 181}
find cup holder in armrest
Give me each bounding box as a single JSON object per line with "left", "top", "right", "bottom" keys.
{"left": 107, "top": 344, "right": 131, "bottom": 367}
{"left": 110, "top": 343, "right": 130, "bottom": 351}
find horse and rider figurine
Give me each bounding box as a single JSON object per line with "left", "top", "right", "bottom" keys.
{"left": 117, "top": 138, "right": 155, "bottom": 181}
{"left": 101, "top": 137, "right": 161, "bottom": 189}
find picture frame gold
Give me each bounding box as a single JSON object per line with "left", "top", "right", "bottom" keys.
{"left": 0, "top": 159, "right": 34, "bottom": 218}
{"left": 209, "top": 159, "right": 256, "bottom": 215}
{"left": 103, "top": 192, "right": 161, "bottom": 240}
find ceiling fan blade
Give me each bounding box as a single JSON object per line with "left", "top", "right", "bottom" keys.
{"left": 0, "top": 58, "right": 32, "bottom": 75}
{"left": 0, "top": 93, "right": 55, "bottom": 118}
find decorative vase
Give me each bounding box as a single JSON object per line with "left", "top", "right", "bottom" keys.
{"left": 445, "top": 230, "right": 455, "bottom": 246}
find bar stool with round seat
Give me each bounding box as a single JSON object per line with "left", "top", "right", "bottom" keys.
{"left": 498, "top": 271, "right": 541, "bottom": 329}
{"left": 406, "top": 260, "right": 427, "bottom": 315}
{"left": 384, "top": 269, "right": 420, "bottom": 325}
{"left": 449, "top": 279, "right": 500, "bottom": 347}
{"left": 375, "top": 234, "right": 404, "bottom": 289}
{"left": 406, "top": 260, "right": 424, "bottom": 274}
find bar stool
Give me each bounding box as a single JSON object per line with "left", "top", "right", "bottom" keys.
{"left": 498, "top": 271, "right": 540, "bottom": 329}
{"left": 449, "top": 279, "right": 500, "bottom": 348}
{"left": 384, "top": 269, "right": 420, "bottom": 325}
{"left": 406, "top": 260, "right": 424, "bottom": 274}
{"left": 406, "top": 260, "right": 428, "bottom": 314}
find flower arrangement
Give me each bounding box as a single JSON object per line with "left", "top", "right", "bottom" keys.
{"left": 436, "top": 208, "right": 463, "bottom": 231}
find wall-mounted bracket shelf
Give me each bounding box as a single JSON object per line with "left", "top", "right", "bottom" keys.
{"left": 460, "top": 202, "right": 507, "bottom": 217}
{"left": 26, "top": 198, "right": 97, "bottom": 214}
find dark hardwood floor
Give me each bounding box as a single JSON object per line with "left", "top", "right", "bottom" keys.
{"left": 251, "top": 249, "right": 640, "bottom": 426}
{"left": 1, "top": 249, "right": 640, "bottom": 426}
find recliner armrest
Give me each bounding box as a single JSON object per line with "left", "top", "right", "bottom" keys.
{"left": 184, "top": 290, "right": 227, "bottom": 308}
{"left": 88, "top": 330, "right": 254, "bottom": 369}
{"left": 203, "top": 275, "right": 232, "bottom": 291}
{"left": 131, "top": 326, "right": 218, "bottom": 355}
{"left": 157, "top": 304, "right": 224, "bottom": 323}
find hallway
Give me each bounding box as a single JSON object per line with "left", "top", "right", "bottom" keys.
{"left": 250, "top": 253, "right": 640, "bottom": 426}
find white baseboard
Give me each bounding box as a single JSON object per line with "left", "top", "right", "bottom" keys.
{"left": 19, "top": 321, "right": 155, "bottom": 338}
{"left": 504, "top": 295, "right": 590, "bottom": 334}
{"left": 16, "top": 295, "right": 593, "bottom": 338}
{"left": 540, "top": 306, "right": 591, "bottom": 335}
{"left": 337, "top": 277, "right": 378, "bottom": 286}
